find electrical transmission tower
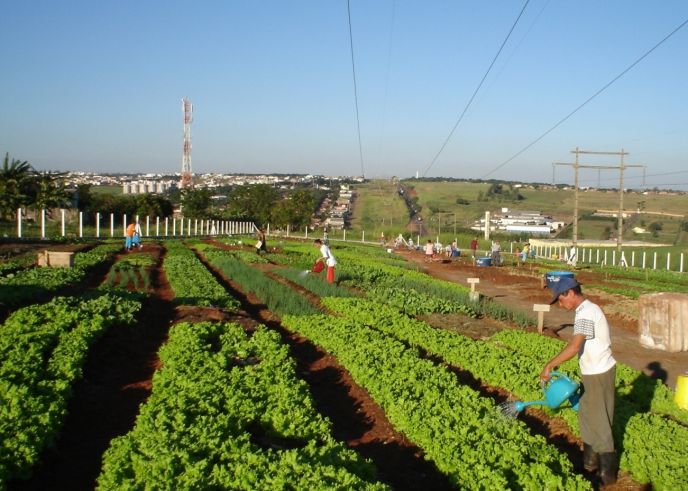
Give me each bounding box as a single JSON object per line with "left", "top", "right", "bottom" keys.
{"left": 180, "top": 97, "right": 193, "bottom": 189}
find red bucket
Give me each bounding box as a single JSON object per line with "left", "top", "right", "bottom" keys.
{"left": 311, "top": 261, "right": 325, "bottom": 273}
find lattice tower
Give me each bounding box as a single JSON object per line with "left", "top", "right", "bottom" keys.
{"left": 181, "top": 97, "right": 193, "bottom": 189}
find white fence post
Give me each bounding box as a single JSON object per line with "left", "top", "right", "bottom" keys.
{"left": 194, "top": 219, "right": 198, "bottom": 236}
{"left": 156, "top": 216, "right": 160, "bottom": 237}
{"left": 123, "top": 214, "right": 128, "bottom": 237}
{"left": 110, "top": 213, "right": 114, "bottom": 237}
{"left": 17, "top": 208, "right": 22, "bottom": 238}
{"left": 187, "top": 219, "right": 191, "bottom": 236}
{"left": 653, "top": 252, "right": 657, "bottom": 270}
{"left": 96, "top": 212, "right": 100, "bottom": 238}
{"left": 604, "top": 250, "right": 607, "bottom": 265}
{"left": 362, "top": 230, "right": 365, "bottom": 243}
{"left": 612, "top": 250, "right": 616, "bottom": 266}
{"left": 172, "top": 218, "right": 176, "bottom": 236}
{"left": 631, "top": 251, "right": 635, "bottom": 267}
{"left": 146, "top": 216, "right": 150, "bottom": 236}
{"left": 681, "top": 253, "right": 684, "bottom": 273}
{"left": 41, "top": 209, "right": 46, "bottom": 239}
{"left": 642, "top": 251, "right": 646, "bottom": 269}
{"left": 61, "top": 209, "right": 66, "bottom": 237}
{"left": 666, "top": 253, "right": 671, "bottom": 271}
{"left": 79, "top": 211, "right": 83, "bottom": 238}
{"left": 164, "top": 217, "right": 168, "bottom": 236}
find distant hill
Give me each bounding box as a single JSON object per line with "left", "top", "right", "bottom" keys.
{"left": 351, "top": 179, "right": 688, "bottom": 245}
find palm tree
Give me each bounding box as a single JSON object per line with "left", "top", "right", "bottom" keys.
{"left": 28, "top": 171, "right": 70, "bottom": 216}
{"left": 0, "top": 153, "right": 35, "bottom": 220}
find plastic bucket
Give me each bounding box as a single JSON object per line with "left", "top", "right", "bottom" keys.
{"left": 476, "top": 257, "right": 492, "bottom": 267}
{"left": 545, "top": 271, "right": 575, "bottom": 289}
{"left": 676, "top": 374, "right": 688, "bottom": 410}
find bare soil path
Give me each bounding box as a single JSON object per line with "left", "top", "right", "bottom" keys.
{"left": 396, "top": 248, "right": 688, "bottom": 389}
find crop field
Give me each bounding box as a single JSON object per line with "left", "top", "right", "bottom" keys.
{"left": 1, "top": 237, "right": 687, "bottom": 490}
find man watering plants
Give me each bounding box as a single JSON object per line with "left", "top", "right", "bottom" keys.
{"left": 539, "top": 277, "right": 617, "bottom": 485}
{"left": 313, "top": 238, "right": 337, "bottom": 284}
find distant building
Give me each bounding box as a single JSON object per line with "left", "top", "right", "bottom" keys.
{"left": 471, "top": 208, "right": 560, "bottom": 235}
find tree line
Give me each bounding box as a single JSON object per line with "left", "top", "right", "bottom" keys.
{"left": 1, "top": 154, "right": 323, "bottom": 230}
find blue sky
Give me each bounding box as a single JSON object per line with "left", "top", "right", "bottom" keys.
{"left": 1, "top": 1, "right": 687, "bottom": 189}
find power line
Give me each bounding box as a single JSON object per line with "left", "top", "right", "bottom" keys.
{"left": 482, "top": 17, "right": 688, "bottom": 179}
{"left": 347, "top": 0, "right": 365, "bottom": 178}
{"left": 422, "top": 0, "right": 531, "bottom": 177}
{"left": 377, "top": 0, "right": 396, "bottom": 169}
{"left": 578, "top": 169, "right": 688, "bottom": 184}
{"left": 636, "top": 182, "right": 688, "bottom": 187}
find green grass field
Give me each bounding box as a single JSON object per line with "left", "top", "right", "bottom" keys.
{"left": 91, "top": 185, "right": 122, "bottom": 195}
{"left": 348, "top": 180, "right": 409, "bottom": 237}
{"left": 402, "top": 180, "right": 688, "bottom": 244}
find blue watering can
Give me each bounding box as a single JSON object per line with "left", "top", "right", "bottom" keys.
{"left": 510, "top": 371, "right": 581, "bottom": 414}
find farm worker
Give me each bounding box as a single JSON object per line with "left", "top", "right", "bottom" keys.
{"left": 314, "top": 238, "right": 337, "bottom": 283}
{"left": 125, "top": 222, "right": 136, "bottom": 251}
{"left": 540, "top": 277, "right": 617, "bottom": 485}
{"left": 132, "top": 221, "right": 143, "bottom": 249}
{"left": 470, "top": 236, "right": 478, "bottom": 258}
{"left": 490, "top": 240, "right": 501, "bottom": 266}
{"left": 424, "top": 240, "right": 434, "bottom": 261}
{"left": 567, "top": 245, "right": 578, "bottom": 266}
{"left": 520, "top": 243, "right": 530, "bottom": 262}
{"left": 255, "top": 228, "right": 267, "bottom": 255}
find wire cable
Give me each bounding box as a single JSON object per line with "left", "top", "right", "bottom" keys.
{"left": 579, "top": 169, "right": 688, "bottom": 184}
{"left": 483, "top": 17, "right": 688, "bottom": 179}
{"left": 347, "top": 0, "right": 365, "bottom": 178}
{"left": 377, "top": 0, "right": 396, "bottom": 170}
{"left": 422, "top": 0, "right": 531, "bottom": 177}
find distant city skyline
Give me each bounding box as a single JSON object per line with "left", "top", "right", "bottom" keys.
{"left": 1, "top": 1, "right": 687, "bottom": 190}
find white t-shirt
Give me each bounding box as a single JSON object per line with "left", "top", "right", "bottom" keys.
{"left": 320, "top": 244, "right": 337, "bottom": 267}
{"left": 573, "top": 300, "right": 616, "bottom": 375}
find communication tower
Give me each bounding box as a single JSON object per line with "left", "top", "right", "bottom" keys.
{"left": 180, "top": 97, "right": 193, "bottom": 189}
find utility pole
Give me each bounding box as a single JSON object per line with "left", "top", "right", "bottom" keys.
{"left": 554, "top": 148, "right": 644, "bottom": 255}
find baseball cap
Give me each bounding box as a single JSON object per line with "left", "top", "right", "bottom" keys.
{"left": 549, "top": 276, "right": 580, "bottom": 304}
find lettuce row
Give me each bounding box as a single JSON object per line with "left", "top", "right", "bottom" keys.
{"left": 97, "top": 322, "right": 386, "bottom": 490}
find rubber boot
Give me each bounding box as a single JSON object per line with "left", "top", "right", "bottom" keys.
{"left": 599, "top": 452, "right": 618, "bottom": 485}
{"left": 583, "top": 443, "right": 599, "bottom": 473}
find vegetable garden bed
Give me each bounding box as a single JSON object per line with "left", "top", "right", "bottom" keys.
{"left": 3, "top": 237, "right": 686, "bottom": 490}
